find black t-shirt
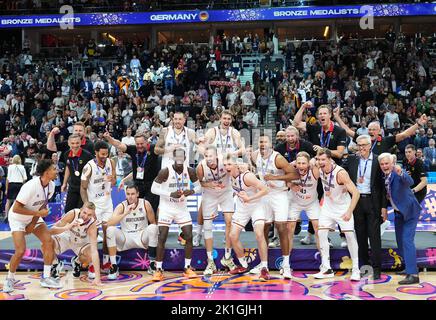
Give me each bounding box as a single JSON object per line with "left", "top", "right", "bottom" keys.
{"left": 275, "top": 139, "right": 315, "bottom": 163}
{"left": 355, "top": 134, "right": 396, "bottom": 155}
{"left": 125, "top": 144, "right": 161, "bottom": 184}
{"left": 63, "top": 148, "right": 94, "bottom": 191}
{"left": 57, "top": 137, "right": 95, "bottom": 160}
{"left": 306, "top": 123, "right": 347, "bottom": 164}
{"left": 403, "top": 158, "right": 427, "bottom": 202}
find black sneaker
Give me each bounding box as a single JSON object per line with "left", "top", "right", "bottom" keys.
{"left": 108, "top": 264, "right": 119, "bottom": 280}
{"left": 148, "top": 261, "right": 156, "bottom": 275}
{"left": 71, "top": 256, "right": 81, "bottom": 278}
{"left": 50, "top": 261, "right": 63, "bottom": 279}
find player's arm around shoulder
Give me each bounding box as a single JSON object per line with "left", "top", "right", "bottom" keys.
{"left": 80, "top": 162, "right": 92, "bottom": 203}
{"left": 278, "top": 154, "right": 300, "bottom": 180}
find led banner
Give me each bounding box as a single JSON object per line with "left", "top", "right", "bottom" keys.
{"left": 0, "top": 3, "right": 435, "bottom": 28}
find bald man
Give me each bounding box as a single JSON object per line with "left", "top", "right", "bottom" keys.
{"left": 275, "top": 130, "right": 286, "bottom": 146}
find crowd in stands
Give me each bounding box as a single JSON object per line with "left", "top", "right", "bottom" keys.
{"left": 0, "top": 27, "right": 435, "bottom": 219}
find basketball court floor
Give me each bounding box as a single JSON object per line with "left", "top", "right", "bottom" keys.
{"left": 1, "top": 229, "right": 435, "bottom": 300}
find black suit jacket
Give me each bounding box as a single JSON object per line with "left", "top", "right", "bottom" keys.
{"left": 344, "top": 153, "right": 388, "bottom": 213}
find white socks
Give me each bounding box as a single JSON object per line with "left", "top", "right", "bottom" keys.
{"left": 156, "top": 261, "right": 163, "bottom": 270}
{"left": 110, "top": 255, "right": 117, "bottom": 265}
{"left": 282, "top": 255, "right": 290, "bottom": 268}
{"left": 207, "top": 251, "right": 213, "bottom": 260}
{"left": 344, "top": 232, "right": 360, "bottom": 270}
{"left": 8, "top": 271, "right": 15, "bottom": 280}
{"left": 238, "top": 257, "right": 248, "bottom": 268}
{"left": 197, "top": 224, "right": 203, "bottom": 234}
{"left": 43, "top": 265, "right": 51, "bottom": 278}
{"left": 260, "top": 261, "right": 268, "bottom": 269}
{"left": 225, "top": 248, "right": 232, "bottom": 259}
{"left": 184, "top": 258, "right": 191, "bottom": 269}
{"left": 318, "top": 229, "right": 332, "bottom": 270}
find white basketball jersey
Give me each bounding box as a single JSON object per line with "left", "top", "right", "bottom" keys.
{"left": 68, "top": 209, "right": 96, "bottom": 244}
{"left": 213, "top": 126, "right": 237, "bottom": 155}
{"left": 162, "top": 126, "right": 192, "bottom": 168}
{"left": 82, "top": 158, "right": 113, "bottom": 206}
{"left": 160, "top": 165, "right": 191, "bottom": 207}
{"left": 231, "top": 171, "right": 259, "bottom": 205}
{"left": 290, "top": 169, "right": 318, "bottom": 205}
{"left": 119, "top": 199, "right": 149, "bottom": 233}
{"left": 255, "top": 151, "right": 287, "bottom": 192}
{"left": 320, "top": 165, "right": 351, "bottom": 212}
{"left": 200, "top": 156, "right": 231, "bottom": 193}
{"left": 9, "top": 177, "right": 55, "bottom": 219}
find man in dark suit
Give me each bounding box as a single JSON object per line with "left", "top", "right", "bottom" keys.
{"left": 344, "top": 134, "right": 387, "bottom": 280}
{"left": 379, "top": 152, "right": 422, "bottom": 285}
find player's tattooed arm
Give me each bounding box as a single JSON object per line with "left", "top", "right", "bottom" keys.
{"left": 80, "top": 164, "right": 91, "bottom": 203}
{"left": 154, "top": 127, "right": 168, "bottom": 155}
{"left": 264, "top": 155, "right": 299, "bottom": 181}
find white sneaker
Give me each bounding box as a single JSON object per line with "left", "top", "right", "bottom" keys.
{"left": 2, "top": 278, "right": 15, "bottom": 293}
{"left": 203, "top": 259, "right": 217, "bottom": 276}
{"left": 350, "top": 269, "right": 361, "bottom": 281}
{"left": 313, "top": 267, "right": 334, "bottom": 279}
{"left": 268, "top": 237, "right": 279, "bottom": 248}
{"left": 40, "top": 277, "right": 62, "bottom": 289}
{"left": 249, "top": 263, "right": 262, "bottom": 275}
{"left": 193, "top": 232, "right": 203, "bottom": 247}
{"left": 300, "top": 234, "right": 314, "bottom": 245}
{"left": 380, "top": 220, "right": 391, "bottom": 237}
{"left": 282, "top": 267, "right": 293, "bottom": 279}
{"left": 340, "top": 240, "right": 348, "bottom": 248}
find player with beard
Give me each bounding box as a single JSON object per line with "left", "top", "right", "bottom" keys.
{"left": 223, "top": 154, "right": 270, "bottom": 280}
{"left": 193, "top": 110, "right": 246, "bottom": 247}
{"left": 196, "top": 145, "right": 236, "bottom": 275}
{"left": 250, "top": 135, "right": 300, "bottom": 279}
{"left": 151, "top": 148, "right": 201, "bottom": 281}
{"left": 313, "top": 148, "right": 361, "bottom": 281}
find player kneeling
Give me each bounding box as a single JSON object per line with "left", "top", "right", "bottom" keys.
{"left": 50, "top": 202, "right": 101, "bottom": 285}
{"left": 106, "top": 184, "right": 158, "bottom": 280}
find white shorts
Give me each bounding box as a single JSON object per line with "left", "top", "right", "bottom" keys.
{"left": 288, "top": 201, "right": 320, "bottom": 222}
{"left": 263, "top": 191, "right": 289, "bottom": 223}
{"left": 53, "top": 233, "right": 89, "bottom": 256}
{"left": 158, "top": 203, "right": 192, "bottom": 227}
{"left": 95, "top": 205, "right": 113, "bottom": 223}
{"left": 117, "top": 230, "right": 148, "bottom": 251}
{"left": 318, "top": 206, "right": 355, "bottom": 231}
{"left": 232, "top": 200, "right": 265, "bottom": 228}
{"left": 202, "top": 190, "right": 235, "bottom": 220}
{"left": 8, "top": 212, "right": 45, "bottom": 232}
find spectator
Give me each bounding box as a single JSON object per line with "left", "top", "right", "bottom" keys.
{"left": 4, "top": 155, "right": 27, "bottom": 222}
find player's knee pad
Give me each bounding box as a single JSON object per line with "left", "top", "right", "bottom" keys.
{"left": 146, "top": 224, "right": 159, "bottom": 247}
{"left": 203, "top": 219, "right": 213, "bottom": 240}
{"left": 106, "top": 226, "right": 117, "bottom": 248}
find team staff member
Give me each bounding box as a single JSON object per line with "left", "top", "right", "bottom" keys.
{"left": 403, "top": 144, "right": 428, "bottom": 204}
{"left": 49, "top": 134, "right": 93, "bottom": 212}
{"left": 104, "top": 131, "right": 161, "bottom": 213}
{"left": 344, "top": 135, "right": 387, "bottom": 280}
{"left": 333, "top": 109, "right": 428, "bottom": 156}
{"left": 47, "top": 122, "right": 94, "bottom": 157}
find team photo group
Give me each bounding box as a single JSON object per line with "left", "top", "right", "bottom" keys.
{"left": 2, "top": 100, "right": 427, "bottom": 294}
